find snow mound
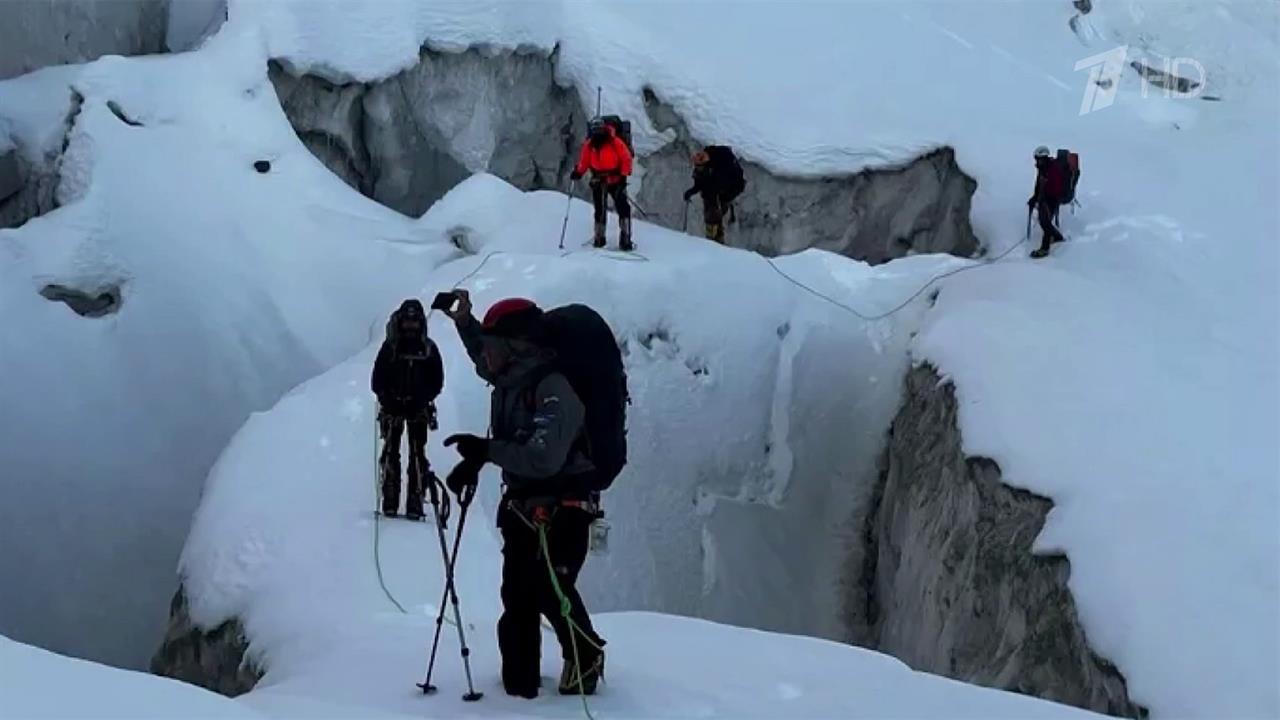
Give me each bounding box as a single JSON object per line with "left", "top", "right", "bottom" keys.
{"left": 1, "top": 634, "right": 259, "bottom": 719}
{"left": 181, "top": 175, "right": 1099, "bottom": 719}
{"left": 184, "top": 173, "right": 956, "bottom": 653}
{"left": 0, "top": 24, "right": 453, "bottom": 667}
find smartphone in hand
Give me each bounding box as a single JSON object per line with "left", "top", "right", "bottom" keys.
{"left": 430, "top": 291, "right": 458, "bottom": 312}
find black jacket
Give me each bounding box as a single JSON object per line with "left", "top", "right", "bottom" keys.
{"left": 371, "top": 337, "right": 444, "bottom": 417}
{"left": 684, "top": 164, "right": 717, "bottom": 201}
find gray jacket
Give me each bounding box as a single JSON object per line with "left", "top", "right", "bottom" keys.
{"left": 456, "top": 314, "right": 594, "bottom": 495}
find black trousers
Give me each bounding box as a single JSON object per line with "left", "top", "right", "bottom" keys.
{"left": 379, "top": 414, "right": 429, "bottom": 513}
{"left": 496, "top": 502, "right": 603, "bottom": 691}
{"left": 1036, "top": 200, "right": 1064, "bottom": 249}
{"left": 590, "top": 180, "right": 630, "bottom": 222}
{"left": 700, "top": 190, "right": 726, "bottom": 243}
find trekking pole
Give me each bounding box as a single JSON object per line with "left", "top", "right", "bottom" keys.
{"left": 1025, "top": 206, "right": 1032, "bottom": 241}
{"left": 628, "top": 193, "right": 650, "bottom": 219}
{"left": 418, "top": 479, "right": 482, "bottom": 702}
{"left": 596, "top": 86, "right": 602, "bottom": 117}
{"left": 681, "top": 200, "right": 689, "bottom": 233}
{"left": 558, "top": 180, "right": 575, "bottom": 250}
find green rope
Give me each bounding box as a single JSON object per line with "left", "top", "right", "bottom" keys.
{"left": 536, "top": 522, "right": 601, "bottom": 720}
{"left": 373, "top": 414, "right": 409, "bottom": 614}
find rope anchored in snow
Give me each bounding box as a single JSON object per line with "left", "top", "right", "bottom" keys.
{"left": 762, "top": 235, "right": 1029, "bottom": 322}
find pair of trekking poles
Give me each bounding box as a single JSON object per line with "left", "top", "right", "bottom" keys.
{"left": 416, "top": 470, "right": 484, "bottom": 701}
{"left": 556, "top": 178, "right": 651, "bottom": 251}
{"left": 374, "top": 417, "right": 484, "bottom": 701}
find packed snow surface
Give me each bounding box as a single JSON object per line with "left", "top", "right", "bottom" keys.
{"left": 223, "top": 1, "right": 1279, "bottom": 715}
{"left": 0, "top": 634, "right": 260, "bottom": 719}
{"left": 180, "top": 176, "right": 1100, "bottom": 720}
{"left": 0, "top": 1, "right": 1274, "bottom": 718}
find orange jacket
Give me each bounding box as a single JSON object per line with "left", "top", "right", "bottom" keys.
{"left": 574, "top": 128, "right": 632, "bottom": 183}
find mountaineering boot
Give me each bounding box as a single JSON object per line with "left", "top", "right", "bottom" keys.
{"left": 1030, "top": 243, "right": 1050, "bottom": 259}
{"left": 618, "top": 217, "right": 634, "bottom": 252}
{"left": 592, "top": 221, "right": 606, "bottom": 248}
{"left": 559, "top": 645, "right": 605, "bottom": 696}
{"left": 705, "top": 223, "right": 725, "bottom": 244}
{"left": 505, "top": 682, "right": 539, "bottom": 700}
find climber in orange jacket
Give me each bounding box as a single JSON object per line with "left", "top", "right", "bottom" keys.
{"left": 570, "top": 119, "right": 634, "bottom": 251}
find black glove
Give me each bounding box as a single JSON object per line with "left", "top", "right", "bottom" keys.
{"left": 570, "top": 170, "right": 583, "bottom": 181}
{"left": 426, "top": 403, "right": 439, "bottom": 431}
{"left": 444, "top": 433, "right": 490, "bottom": 463}
{"left": 683, "top": 189, "right": 696, "bottom": 202}
{"left": 446, "top": 458, "right": 483, "bottom": 497}
{"left": 1027, "top": 197, "right": 1036, "bottom": 209}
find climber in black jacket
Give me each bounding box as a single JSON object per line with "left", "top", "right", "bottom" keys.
{"left": 372, "top": 299, "right": 444, "bottom": 519}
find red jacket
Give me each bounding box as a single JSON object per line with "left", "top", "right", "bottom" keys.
{"left": 574, "top": 128, "right": 632, "bottom": 184}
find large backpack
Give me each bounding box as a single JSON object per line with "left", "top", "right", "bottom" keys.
{"left": 540, "top": 304, "right": 629, "bottom": 491}
{"left": 598, "top": 115, "right": 634, "bottom": 156}
{"left": 1050, "top": 148, "right": 1081, "bottom": 204}
{"left": 705, "top": 145, "right": 747, "bottom": 203}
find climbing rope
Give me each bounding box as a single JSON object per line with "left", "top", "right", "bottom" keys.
{"left": 762, "top": 236, "right": 1029, "bottom": 322}
{"left": 538, "top": 523, "right": 599, "bottom": 720}
{"left": 370, "top": 250, "right": 501, "bottom": 616}
{"left": 498, "top": 506, "right": 602, "bottom": 720}
{"left": 372, "top": 415, "right": 408, "bottom": 614}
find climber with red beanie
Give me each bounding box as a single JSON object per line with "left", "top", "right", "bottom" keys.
{"left": 570, "top": 118, "right": 634, "bottom": 251}
{"left": 442, "top": 290, "right": 606, "bottom": 699}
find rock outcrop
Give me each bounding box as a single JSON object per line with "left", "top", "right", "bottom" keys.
{"left": 848, "top": 364, "right": 1146, "bottom": 718}
{"left": 0, "top": 1, "right": 169, "bottom": 81}
{"left": 151, "top": 587, "right": 261, "bottom": 697}
{"left": 636, "top": 91, "right": 977, "bottom": 262}
{"left": 270, "top": 49, "right": 980, "bottom": 263}
{"left": 0, "top": 89, "right": 81, "bottom": 230}
{"left": 0, "top": 145, "right": 20, "bottom": 205}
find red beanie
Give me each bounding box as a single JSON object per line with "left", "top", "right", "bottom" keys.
{"left": 482, "top": 298, "right": 543, "bottom": 339}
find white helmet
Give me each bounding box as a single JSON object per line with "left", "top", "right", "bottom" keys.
{"left": 1034, "top": 145, "right": 1051, "bottom": 159}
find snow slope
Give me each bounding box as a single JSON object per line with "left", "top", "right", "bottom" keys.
{"left": 0, "top": 1, "right": 1273, "bottom": 717}
{"left": 183, "top": 172, "right": 952, "bottom": 666}
{"left": 0, "top": 26, "right": 452, "bottom": 668}
{"left": 1, "top": 634, "right": 260, "bottom": 719}
{"left": 913, "top": 111, "right": 1280, "bottom": 716}
{"left": 180, "top": 175, "right": 1100, "bottom": 720}
{"left": 218, "top": 1, "right": 1278, "bottom": 716}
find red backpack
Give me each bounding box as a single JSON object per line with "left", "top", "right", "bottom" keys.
{"left": 1046, "top": 149, "right": 1081, "bottom": 204}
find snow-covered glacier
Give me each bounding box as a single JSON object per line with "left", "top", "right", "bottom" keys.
{"left": 0, "top": 0, "right": 1275, "bottom": 718}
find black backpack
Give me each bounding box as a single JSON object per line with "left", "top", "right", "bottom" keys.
{"left": 705, "top": 145, "right": 746, "bottom": 202}
{"left": 598, "top": 115, "right": 634, "bottom": 156}
{"left": 540, "top": 304, "right": 629, "bottom": 490}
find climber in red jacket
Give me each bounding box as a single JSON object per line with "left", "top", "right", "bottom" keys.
{"left": 570, "top": 119, "right": 634, "bottom": 251}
